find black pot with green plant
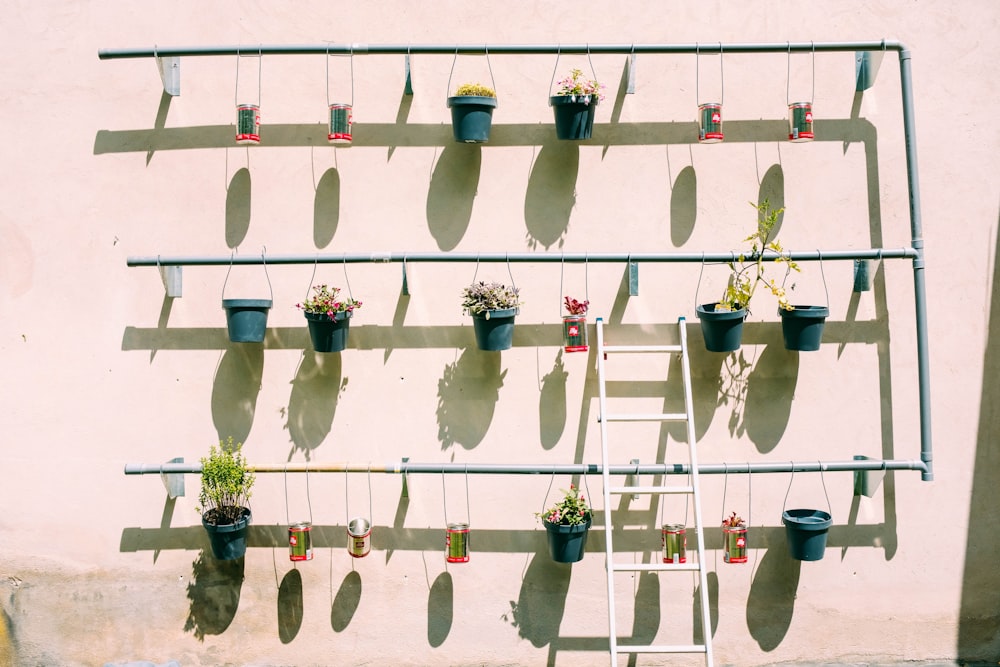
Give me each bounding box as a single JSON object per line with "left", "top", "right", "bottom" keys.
{"left": 198, "top": 437, "right": 256, "bottom": 560}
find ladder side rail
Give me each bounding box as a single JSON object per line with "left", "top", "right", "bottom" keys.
{"left": 595, "top": 318, "right": 619, "bottom": 665}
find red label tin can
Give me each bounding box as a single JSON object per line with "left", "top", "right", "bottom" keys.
{"left": 236, "top": 104, "right": 261, "bottom": 145}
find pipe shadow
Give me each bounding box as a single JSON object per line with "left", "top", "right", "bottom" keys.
{"left": 314, "top": 167, "right": 341, "bottom": 249}
{"left": 427, "top": 571, "right": 453, "bottom": 647}
{"left": 539, "top": 350, "right": 568, "bottom": 450}
{"left": 427, "top": 144, "right": 481, "bottom": 251}
{"left": 286, "top": 351, "right": 345, "bottom": 460}
{"left": 277, "top": 568, "right": 304, "bottom": 644}
{"left": 331, "top": 570, "right": 362, "bottom": 633}
{"left": 183, "top": 550, "right": 245, "bottom": 641}
{"left": 436, "top": 348, "right": 507, "bottom": 451}
{"left": 211, "top": 344, "right": 264, "bottom": 446}
{"left": 524, "top": 142, "right": 578, "bottom": 250}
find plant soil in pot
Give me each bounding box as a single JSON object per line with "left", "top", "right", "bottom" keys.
{"left": 696, "top": 303, "right": 746, "bottom": 352}
{"left": 448, "top": 84, "right": 497, "bottom": 143}
{"left": 782, "top": 508, "right": 833, "bottom": 561}
{"left": 223, "top": 298, "right": 272, "bottom": 343}
{"left": 779, "top": 305, "right": 829, "bottom": 351}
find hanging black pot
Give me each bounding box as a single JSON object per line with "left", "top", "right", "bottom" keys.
{"left": 202, "top": 507, "right": 252, "bottom": 560}
{"left": 305, "top": 310, "right": 352, "bottom": 353}
{"left": 223, "top": 299, "right": 272, "bottom": 343}
{"left": 544, "top": 516, "right": 592, "bottom": 563}
{"left": 781, "top": 509, "right": 832, "bottom": 561}
{"left": 550, "top": 95, "right": 598, "bottom": 140}
{"left": 779, "top": 305, "right": 829, "bottom": 351}
{"left": 696, "top": 303, "right": 746, "bottom": 352}
{"left": 447, "top": 95, "right": 497, "bottom": 143}
{"left": 471, "top": 308, "right": 518, "bottom": 351}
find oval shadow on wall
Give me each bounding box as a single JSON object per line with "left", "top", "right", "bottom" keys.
{"left": 427, "top": 571, "right": 454, "bottom": 647}
{"left": 212, "top": 344, "right": 264, "bottom": 446}
{"left": 436, "top": 348, "right": 507, "bottom": 451}
{"left": 747, "top": 543, "right": 801, "bottom": 651}
{"left": 184, "top": 549, "right": 245, "bottom": 640}
{"left": 524, "top": 143, "right": 579, "bottom": 250}
{"left": 503, "top": 549, "right": 572, "bottom": 647}
{"left": 743, "top": 342, "right": 798, "bottom": 454}
{"left": 277, "top": 568, "right": 304, "bottom": 644}
{"left": 670, "top": 165, "right": 697, "bottom": 247}
{"left": 539, "top": 351, "right": 568, "bottom": 450}
{"left": 331, "top": 570, "right": 362, "bottom": 632}
{"left": 287, "top": 351, "right": 345, "bottom": 460}
{"left": 758, "top": 163, "right": 785, "bottom": 237}
{"left": 226, "top": 167, "right": 251, "bottom": 249}
{"left": 427, "top": 145, "right": 482, "bottom": 251}
{"left": 314, "top": 168, "right": 341, "bottom": 249}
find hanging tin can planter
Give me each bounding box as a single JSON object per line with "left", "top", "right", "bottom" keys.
{"left": 723, "top": 524, "right": 748, "bottom": 563}
{"left": 698, "top": 103, "right": 724, "bottom": 143}
{"left": 288, "top": 521, "right": 314, "bottom": 561}
{"left": 446, "top": 522, "right": 470, "bottom": 563}
{"left": 347, "top": 517, "right": 372, "bottom": 558}
{"left": 788, "top": 102, "right": 814, "bottom": 142}
{"left": 328, "top": 103, "right": 353, "bottom": 145}
{"left": 562, "top": 315, "right": 588, "bottom": 352}
{"left": 662, "top": 524, "right": 687, "bottom": 564}
{"left": 236, "top": 104, "right": 261, "bottom": 145}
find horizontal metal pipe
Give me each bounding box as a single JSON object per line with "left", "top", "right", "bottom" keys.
{"left": 128, "top": 248, "right": 915, "bottom": 268}
{"left": 124, "top": 459, "right": 927, "bottom": 476}
{"left": 99, "top": 41, "right": 902, "bottom": 60}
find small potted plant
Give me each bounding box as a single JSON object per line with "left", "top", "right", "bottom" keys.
{"left": 198, "top": 437, "right": 256, "bottom": 561}
{"left": 537, "top": 484, "right": 592, "bottom": 563}
{"left": 461, "top": 281, "right": 522, "bottom": 351}
{"left": 447, "top": 82, "right": 498, "bottom": 144}
{"left": 297, "top": 284, "right": 362, "bottom": 353}
{"left": 550, "top": 68, "right": 604, "bottom": 140}
{"left": 696, "top": 199, "right": 798, "bottom": 352}
{"left": 722, "top": 511, "right": 748, "bottom": 563}
{"left": 563, "top": 296, "right": 590, "bottom": 352}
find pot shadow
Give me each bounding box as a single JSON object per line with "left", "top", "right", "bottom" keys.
{"left": 743, "top": 342, "right": 798, "bottom": 454}
{"left": 277, "top": 568, "right": 304, "bottom": 644}
{"left": 524, "top": 142, "right": 579, "bottom": 250}
{"left": 692, "top": 571, "right": 720, "bottom": 645}
{"left": 211, "top": 344, "right": 264, "bottom": 446}
{"left": 314, "top": 167, "right": 341, "bottom": 249}
{"left": 427, "top": 144, "right": 481, "bottom": 251}
{"left": 183, "top": 549, "right": 245, "bottom": 641}
{"left": 225, "top": 167, "right": 251, "bottom": 249}
{"left": 286, "top": 351, "right": 346, "bottom": 460}
{"left": 427, "top": 571, "right": 453, "bottom": 647}
{"left": 436, "top": 348, "right": 507, "bottom": 451}
{"left": 746, "top": 544, "right": 801, "bottom": 651}
{"left": 539, "top": 351, "right": 568, "bottom": 450}
{"left": 662, "top": 348, "right": 725, "bottom": 443}
{"left": 670, "top": 165, "right": 697, "bottom": 247}
{"left": 501, "top": 549, "right": 571, "bottom": 648}
{"left": 757, "top": 163, "right": 785, "bottom": 237}
{"left": 631, "top": 571, "right": 661, "bottom": 644}
{"left": 331, "top": 570, "right": 363, "bottom": 632}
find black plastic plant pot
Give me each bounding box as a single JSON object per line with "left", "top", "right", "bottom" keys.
{"left": 696, "top": 303, "right": 747, "bottom": 352}
{"left": 202, "top": 507, "right": 252, "bottom": 560}
{"left": 550, "top": 95, "right": 598, "bottom": 140}
{"left": 781, "top": 509, "right": 833, "bottom": 561}
{"left": 447, "top": 95, "right": 497, "bottom": 143}
{"left": 544, "top": 516, "right": 592, "bottom": 563}
{"left": 222, "top": 299, "right": 272, "bottom": 343}
{"left": 471, "top": 308, "right": 518, "bottom": 351}
{"left": 305, "top": 310, "right": 352, "bottom": 353}
{"left": 779, "top": 305, "right": 829, "bottom": 351}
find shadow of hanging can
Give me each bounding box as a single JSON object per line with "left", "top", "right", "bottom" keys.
{"left": 662, "top": 524, "right": 687, "bottom": 563}
{"left": 236, "top": 104, "right": 261, "bottom": 145}
{"left": 328, "top": 103, "right": 353, "bottom": 145}
{"left": 446, "top": 522, "right": 469, "bottom": 563}
{"left": 698, "top": 103, "right": 723, "bottom": 143}
{"left": 289, "top": 522, "right": 313, "bottom": 561}
{"left": 347, "top": 517, "right": 371, "bottom": 558}
{"left": 788, "top": 102, "right": 814, "bottom": 142}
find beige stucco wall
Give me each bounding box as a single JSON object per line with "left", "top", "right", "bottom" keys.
{"left": 1, "top": 2, "right": 998, "bottom": 665}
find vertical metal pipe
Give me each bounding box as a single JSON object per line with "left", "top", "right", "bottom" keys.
{"left": 898, "top": 45, "right": 933, "bottom": 481}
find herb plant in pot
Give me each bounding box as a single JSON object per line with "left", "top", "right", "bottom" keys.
{"left": 462, "top": 281, "right": 522, "bottom": 351}
{"left": 563, "top": 296, "right": 590, "bottom": 352}
{"left": 550, "top": 68, "right": 604, "bottom": 140}
{"left": 697, "top": 200, "right": 798, "bottom": 352}
{"left": 447, "top": 82, "right": 498, "bottom": 144}
{"left": 297, "top": 284, "right": 362, "bottom": 353}
{"left": 199, "top": 437, "right": 256, "bottom": 561}
{"left": 538, "top": 484, "right": 592, "bottom": 563}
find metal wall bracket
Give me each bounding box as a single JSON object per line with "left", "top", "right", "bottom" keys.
{"left": 160, "top": 265, "right": 183, "bottom": 297}
{"left": 402, "top": 262, "right": 410, "bottom": 296}
{"left": 628, "top": 260, "right": 639, "bottom": 296}
{"left": 853, "top": 259, "right": 872, "bottom": 292}
{"left": 855, "top": 50, "right": 884, "bottom": 91}
{"left": 626, "top": 52, "right": 637, "bottom": 94}
{"left": 160, "top": 457, "right": 185, "bottom": 498}
{"left": 404, "top": 54, "right": 414, "bottom": 95}
{"left": 400, "top": 456, "right": 410, "bottom": 497}
{"left": 627, "top": 458, "right": 640, "bottom": 500}
{"left": 156, "top": 55, "right": 180, "bottom": 96}
{"left": 853, "top": 455, "right": 885, "bottom": 497}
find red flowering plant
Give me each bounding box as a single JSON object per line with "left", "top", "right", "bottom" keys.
{"left": 722, "top": 511, "right": 746, "bottom": 528}
{"left": 297, "top": 285, "right": 362, "bottom": 320}
{"left": 538, "top": 484, "right": 592, "bottom": 526}
{"left": 563, "top": 296, "right": 589, "bottom": 316}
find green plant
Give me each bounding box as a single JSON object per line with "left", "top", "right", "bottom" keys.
{"left": 297, "top": 284, "right": 362, "bottom": 319}
{"left": 461, "top": 281, "right": 522, "bottom": 315}
{"left": 198, "top": 437, "right": 256, "bottom": 526}
{"left": 717, "top": 200, "right": 799, "bottom": 313}
{"left": 563, "top": 296, "right": 589, "bottom": 315}
{"left": 538, "top": 484, "right": 591, "bottom": 526}
{"left": 722, "top": 511, "right": 746, "bottom": 528}
{"left": 555, "top": 68, "right": 604, "bottom": 101}
{"left": 454, "top": 82, "right": 496, "bottom": 98}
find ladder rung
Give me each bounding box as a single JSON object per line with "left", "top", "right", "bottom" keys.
{"left": 611, "top": 562, "right": 700, "bottom": 572}
{"left": 602, "top": 412, "right": 688, "bottom": 422}
{"left": 616, "top": 644, "right": 708, "bottom": 654}
{"left": 601, "top": 344, "right": 682, "bottom": 353}
{"left": 609, "top": 485, "right": 694, "bottom": 495}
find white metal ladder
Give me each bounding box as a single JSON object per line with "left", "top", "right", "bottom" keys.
{"left": 595, "top": 316, "right": 713, "bottom": 667}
